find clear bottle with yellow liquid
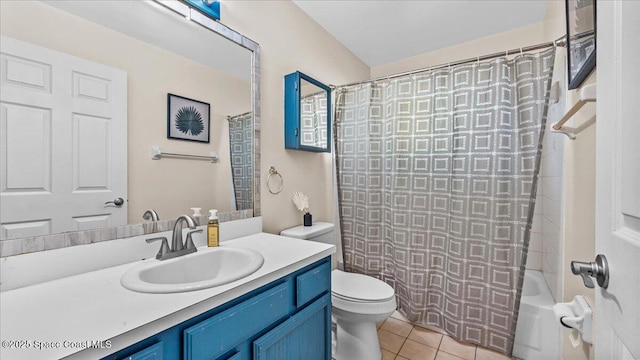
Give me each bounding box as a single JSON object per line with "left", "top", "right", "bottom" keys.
{"left": 207, "top": 209, "right": 219, "bottom": 247}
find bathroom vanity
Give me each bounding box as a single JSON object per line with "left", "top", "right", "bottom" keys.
{"left": 107, "top": 257, "right": 331, "bottom": 360}
{"left": 0, "top": 222, "right": 335, "bottom": 360}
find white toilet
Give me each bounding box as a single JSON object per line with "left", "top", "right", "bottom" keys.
{"left": 280, "top": 222, "right": 397, "bottom": 360}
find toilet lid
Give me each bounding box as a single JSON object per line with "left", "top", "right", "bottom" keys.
{"left": 331, "top": 270, "right": 395, "bottom": 302}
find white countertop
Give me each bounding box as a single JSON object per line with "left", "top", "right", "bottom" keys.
{"left": 0, "top": 233, "right": 334, "bottom": 360}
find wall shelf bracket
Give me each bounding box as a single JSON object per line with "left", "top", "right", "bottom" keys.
{"left": 551, "top": 83, "right": 596, "bottom": 140}
{"left": 551, "top": 127, "right": 577, "bottom": 140}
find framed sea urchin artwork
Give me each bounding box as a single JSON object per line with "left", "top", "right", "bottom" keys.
{"left": 167, "top": 93, "right": 210, "bottom": 143}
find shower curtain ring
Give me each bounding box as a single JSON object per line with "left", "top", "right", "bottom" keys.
{"left": 520, "top": 47, "right": 524, "bottom": 56}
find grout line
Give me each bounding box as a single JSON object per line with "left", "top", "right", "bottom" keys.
{"left": 395, "top": 335, "right": 410, "bottom": 358}
{"left": 436, "top": 333, "right": 444, "bottom": 351}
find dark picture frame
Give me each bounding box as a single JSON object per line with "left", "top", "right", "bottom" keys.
{"left": 565, "top": 0, "right": 596, "bottom": 90}
{"left": 167, "top": 93, "right": 210, "bottom": 143}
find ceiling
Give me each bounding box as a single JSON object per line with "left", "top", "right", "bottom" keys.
{"left": 292, "top": 0, "right": 549, "bottom": 68}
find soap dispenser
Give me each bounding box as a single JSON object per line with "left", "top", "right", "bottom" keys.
{"left": 207, "top": 209, "right": 219, "bottom": 247}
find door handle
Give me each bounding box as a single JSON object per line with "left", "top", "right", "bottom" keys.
{"left": 105, "top": 197, "right": 125, "bottom": 207}
{"left": 571, "top": 254, "right": 609, "bottom": 289}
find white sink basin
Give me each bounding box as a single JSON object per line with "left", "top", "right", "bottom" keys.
{"left": 121, "top": 247, "right": 264, "bottom": 293}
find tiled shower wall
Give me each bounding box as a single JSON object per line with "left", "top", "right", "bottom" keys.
{"left": 525, "top": 92, "right": 565, "bottom": 302}
{"left": 540, "top": 130, "right": 564, "bottom": 302}
{"left": 525, "top": 46, "right": 565, "bottom": 302}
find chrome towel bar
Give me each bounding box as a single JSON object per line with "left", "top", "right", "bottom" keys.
{"left": 151, "top": 146, "right": 219, "bottom": 162}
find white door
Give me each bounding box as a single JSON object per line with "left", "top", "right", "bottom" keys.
{"left": 0, "top": 36, "right": 127, "bottom": 239}
{"left": 595, "top": 1, "right": 640, "bottom": 359}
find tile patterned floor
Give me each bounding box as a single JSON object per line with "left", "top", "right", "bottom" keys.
{"left": 377, "top": 312, "right": 515, "bottom": 360}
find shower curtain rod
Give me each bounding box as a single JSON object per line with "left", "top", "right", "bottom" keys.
{"left": 333, "top": 35, "right": 566, "bottom": 89}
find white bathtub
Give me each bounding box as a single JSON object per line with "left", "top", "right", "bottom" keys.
{"left": 513, "top": 270, "right": 561, "bottom": 360}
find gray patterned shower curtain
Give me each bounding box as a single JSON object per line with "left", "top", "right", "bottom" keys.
{"left": 301, "top": 92, "right": 329, "bottom": 148}
{"left": 228, "top": 112, "right": 253, "bottom": 211}
{"left": 334, "top": 49, "right": 555, "bottom": 355}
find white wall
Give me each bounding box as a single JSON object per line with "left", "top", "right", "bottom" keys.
{"left": 219, "top": 1, "right": 370, "bottom": 234}
{"left": 371, "top": 22, "right": 546, "bottom": 78}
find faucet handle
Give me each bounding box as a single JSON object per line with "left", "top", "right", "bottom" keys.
{"left": 571, "top": 261, "right": 595, "bottom": 288}
{"left": 570, "top": 254, "right": 609, "bottom": 289}
{"left": 146, "top": 236, "right": 170, "bottom": 260}
{"left": 185, "top": 229, "right": 203, "bottom": 250}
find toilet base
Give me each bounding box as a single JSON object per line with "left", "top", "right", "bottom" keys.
{"left": 333, "top": 315, "right": 383, "bottom": 360}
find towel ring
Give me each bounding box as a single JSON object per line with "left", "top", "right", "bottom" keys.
{"left": 267, "top": 166, "right": 283, "bottom": 194}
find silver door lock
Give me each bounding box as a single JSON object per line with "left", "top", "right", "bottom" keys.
{"left": 571, "top": 254, "right": 609, "bottom": 289}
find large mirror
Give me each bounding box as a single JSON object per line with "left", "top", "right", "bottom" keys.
{"left": 284, "top": 71, "right": 331, "bottom": 152}
{"left": 0, "top": 0, "right": 259, "bottom": 244}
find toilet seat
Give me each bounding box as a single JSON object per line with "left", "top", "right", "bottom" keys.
{"left": 331, "top": 270, "right": 397, "bottom": 316}
{"left": 331, "top": 270, "right": 395, "bottom": 302}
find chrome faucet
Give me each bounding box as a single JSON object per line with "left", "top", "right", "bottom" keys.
{"left": 146, "top": 214, "right": 201, "bottom": 260}
{"left": 142, "top": 209, "right": 160, "bottom": 232}
{"left": 172, "top": 215, "right": 197, "bottom": 252}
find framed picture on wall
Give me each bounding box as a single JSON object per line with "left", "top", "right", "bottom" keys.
{"left": 565, "top": 0, "right": 596, "bottom": 90}
{"left": 167, "top": 93, "right": 210, "bottom": 143}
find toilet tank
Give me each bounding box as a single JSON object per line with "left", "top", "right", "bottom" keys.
{"left": 280, "top": 222, "right": 335, "bottom": 245}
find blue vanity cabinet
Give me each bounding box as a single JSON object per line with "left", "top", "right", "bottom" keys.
{"left": 103, "top": 257, "right": 331, "bottom": 360}
{"left": 122, "top": 342, "right": 163, "bottom": 360}
{"left": 253, "top": 293, "right": 331, "bottom": 360}
{"left": 183, "top": 282, "right": 292, "bottom": 360}
{"left": 295, "top": 260, "right": 331, "bottom": 308}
